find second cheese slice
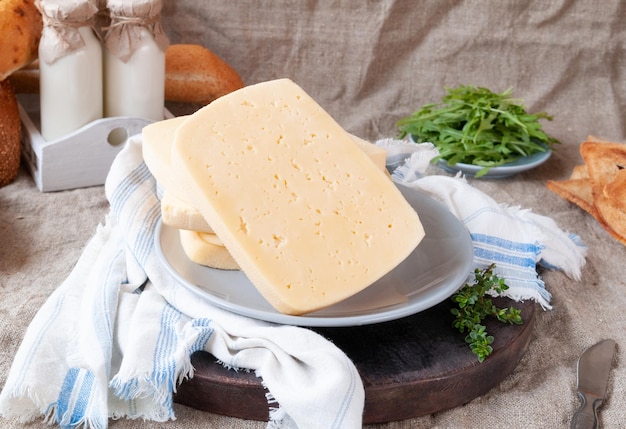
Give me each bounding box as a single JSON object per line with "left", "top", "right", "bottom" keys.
{"left": 179, "top": 229, "right": 240, "bottom": 270}
{"left": 172, "top": 78, "right": 425, "bottom": 315}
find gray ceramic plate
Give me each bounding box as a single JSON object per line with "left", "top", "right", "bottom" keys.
{"left": 155, "top": 184, "right": 473, "bottom": 327}
{"left": 407, "top": 135, "right": 552, "bottom": 178}
{"left": 437, "top": 149, "right": 552, "bottom": 178}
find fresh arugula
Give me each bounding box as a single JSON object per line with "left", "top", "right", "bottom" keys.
{"left": 450, "top": 264, "right": 523, "bottom": 362}
{"left": 397, "top": 85, "right": 559, "bottom": 177}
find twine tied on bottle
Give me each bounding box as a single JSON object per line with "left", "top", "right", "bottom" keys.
{"left": 35, "top": 0, "right": 100, "bottom": 64}
{"left": 103, "top": 0, "right": 169, "bottom": 63}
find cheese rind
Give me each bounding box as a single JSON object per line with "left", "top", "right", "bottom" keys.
{"left": 351, "top": 135, "right": 387, "bottom": 173}
{"left": 161, "top": 192, "right": 214, "bottom": 233}
{"left": 143, "top": 116, "right": 189, "bottom": 194}
{"left": 143, "top": 115, "right": 215, "bottom": 232}
{"left": 171, "top": 78, "right": 424, "bottom": 315}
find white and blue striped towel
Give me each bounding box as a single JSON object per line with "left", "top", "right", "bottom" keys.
{"left": 0, "top": 136, "right": 364, "bottom": 429}
{"left": 0, "top": 135, "right": 586, "bottom": 429}
{"left": 378, "top": 138, "right": 587, "bottom": 309}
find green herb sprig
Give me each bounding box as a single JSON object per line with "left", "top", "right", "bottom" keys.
{"left": 397, "top": 85, "right": 559, "bottom": 177}
{"left": 451, "top": 264, "right": 523, "bottom": 362}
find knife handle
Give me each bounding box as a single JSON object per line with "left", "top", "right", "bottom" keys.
{"left": 571, "top": 391, "right": 602, "bottom": 429}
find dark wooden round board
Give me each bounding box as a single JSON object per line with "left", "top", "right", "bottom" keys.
{"left": 174, "top": 297, "right": 536, "bottom": 424}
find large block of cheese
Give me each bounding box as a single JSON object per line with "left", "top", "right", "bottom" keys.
{"left": 143, "top": 116, "right": 388, "bottom": 234}
{"left": 171, "top": 78, "right": 425, "bottom": 315}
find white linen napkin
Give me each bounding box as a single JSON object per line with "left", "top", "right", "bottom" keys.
{"left": 377, "top": 138, "right": 587, "bottom": 309}
{"left": 0, "top": 136, "right": 364, "bottom": 429}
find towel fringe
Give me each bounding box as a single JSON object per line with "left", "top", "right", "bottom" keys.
{"left": 496, "top": 287, "right": 553, "bottom": 311}
{"left": 255, "top": 369, "right": 289, "bottom": 429}
{"left": 0, "top": 387, "right": 49, "bottom": 424}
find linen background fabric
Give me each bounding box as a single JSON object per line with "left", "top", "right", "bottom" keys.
{"left": 1, "top": 1, "right": 625, "bottom": 428}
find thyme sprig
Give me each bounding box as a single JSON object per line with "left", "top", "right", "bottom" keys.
{"left": 451, "top": 264, "right": 523, "bottom": 362}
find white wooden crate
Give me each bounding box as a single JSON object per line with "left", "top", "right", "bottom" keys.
{"left": 18, "top": 94, "right": 172, "bottom": 192}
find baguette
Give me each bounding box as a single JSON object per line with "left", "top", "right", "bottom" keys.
{"left": 0, "top": 79, "right": 21, "bottom": 187}
{"left": 0, "top": 0, "right": 43, "bottom": 81}
{"left": 9, "top": 44, "right": 245, "bottom": 106}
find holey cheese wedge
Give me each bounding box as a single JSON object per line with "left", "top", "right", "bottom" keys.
{"left": 172, "top": 79, "right": 425, "bottom": 315}
{"left": 143, "top": 115, "right": 388, "bottom": 233}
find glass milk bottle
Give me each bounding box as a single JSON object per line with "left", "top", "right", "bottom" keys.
{"left": 38, "top": 0, "right": 103, "bottom": 141}
{"left": 103, "top": 0, "right": 169, "bottom": 121}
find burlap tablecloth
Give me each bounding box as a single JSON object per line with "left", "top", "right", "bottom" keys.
{"left": 1, "top": 1, "right": 625, "bottom": 427}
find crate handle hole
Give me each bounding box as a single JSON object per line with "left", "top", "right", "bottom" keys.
{"left": 107, "top": 127, "right": 129, "bottom": 147}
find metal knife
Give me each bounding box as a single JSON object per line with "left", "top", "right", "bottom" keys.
{"left": 571, "top": 339, "right": 617, "bottom": 429}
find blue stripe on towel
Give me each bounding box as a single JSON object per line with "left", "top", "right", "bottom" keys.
{"left": 56, "top": 368, "right": 79, "bottom": 423}
{"left": 56, "top": 368, "right": 95, "bottom": 428}
{"left": 471, "top": 233, "right": 539, "bottom": 268}
{"left": 190, "top": 319, "right": 214, "bottom": 353}
{"left": 473, "top": 246, "right": 537, "bottom": 269}
{"left": 471, "top": 233, "right": 539, "bottom": 253}
{"left": 109, "top": 161, "right": 160, "bottom": 267}
{"left": 132, "top": 199, "right": 161, "bottom": 266}
{"left": 94, "top": 249, "right": 126, "bottom": 377}
{"left": 109, "top": 162, "right": 152, "bottom": 220}
{"left": 152, "top": 304, "right": 182, "bottom": 412}
{"left": 331, "top": 354, "right": 359, "bottom": 429}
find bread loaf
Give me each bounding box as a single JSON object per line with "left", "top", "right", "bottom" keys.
{"left": 0, "top": 0, "right": 43, "bottom": 81}
{"left": 165, "top": 44, "right": 244, "bottom": 105}
{"left": 0, "top": 79, "right": 21, "bottom": 187}
{"left": 7, "top": 66, "right": 39, "bottom": 93}
{"left": 8, "top": 44, "right": 245, "bottom": 107}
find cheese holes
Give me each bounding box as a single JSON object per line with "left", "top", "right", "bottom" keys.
{"left": 272, "top": 234, "right": 286, "bottom": 248}
{"left": 238, "top": 217, "right": 248, "bottom": 234}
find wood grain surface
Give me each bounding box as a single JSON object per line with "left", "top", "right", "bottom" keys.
{"left": 174, "top": 297, "right": 536, "bottom": 424}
